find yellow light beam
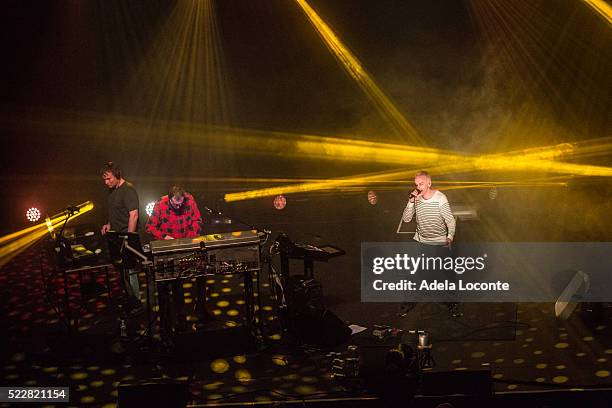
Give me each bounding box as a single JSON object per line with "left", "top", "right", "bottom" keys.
{"left": 396, "top": 142, "right": 598, "bottom": 178}
{"left": 0, "top": 173, "right": 587, "bottom": 185}
{"left": 223, "top": 144, "right": 562, "bottom": 202}
{"left": 430, "top": 155, "right": 612, "bottom": 177}
{"left": 439, "top": 182, "right": 568, "bottom": 191}
{"left": 7, "top": 109, "right": 612, "bottom": 169}
{"left": 293, "top": 137, "right": 469, "bottom": 165}
{"left": 0, "top": 222, "right": 50, "bottom": 246}
{"left": 225, "top": 181, "right": 569, "bottom": 199}
{"left": 319, "top": 180, "right": 570, "bottom": 192}
{"left": 0, "top": 227, "right": 56, "bottom": 269}
{"left": 0, "top": 201, "right": 94, "bottom": 267}
{"left": 121, "top": 0, "right": 231, "bottom": 126}
{"left": 294, "top": 0, "right": 425, "bottom": 145}
{"left": 0, "top": 201, "right": 95, "bottom": 245}
{"left": 0, "top": 110, "right": 454, "bottom": 165}
{"left": 338, "top": 181, "right": 569, "bottom": 193}
{"left": 566, "top": 137, "right": 612, "bottom": 159}
{"left": 583, "top": 0, "right": 612, "bottom": 25}
{"left": 224, "top": 143, "right": 611, "bottom": 202}
{"left": 45, "top": 201, "right": 95, "bottom": 231}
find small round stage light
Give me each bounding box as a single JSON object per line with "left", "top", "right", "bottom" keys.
{"left": 489, "top": 187, "right": 498, "bottom": 200}
{"left": 367, "top": 190, "right": 378, "bottom": 205}
{"left": 26, "top": 207, "right": 41, "bottom": 222}
{"left": 145, "top": 201, "right": 156, "bottom": 217}
{"left": 273, "top": 195, "right": 287, "bottom": 210}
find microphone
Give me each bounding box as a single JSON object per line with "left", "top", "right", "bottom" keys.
{"left": 65, "top": 205, "right": 80, "bottom": 214}
{"left": 410, "top": 190, "right": 421, "bottom": 200}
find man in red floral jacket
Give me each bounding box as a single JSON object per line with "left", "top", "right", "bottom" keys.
{"left": 146, "top": 186, "right": 203, "bottom": 333}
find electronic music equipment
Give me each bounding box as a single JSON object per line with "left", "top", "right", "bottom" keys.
{"left": 275, "top": 233, "right": 345, "bottom": 281}
{"left": 150, "top": 229, "right": 263, "bottom": 337}
{"left": 149, "top": 237, "right": 205, "bottom": 257}
{"left": 153, "top": 253, "right": 207, "bottom": 281}
{"left": 150, "top": 230, "right": 262, "bottom": 278}
{"left": 203, "top": 229, "right": 260, "bottom": 248}
{"left": 150, "top": 230, "right": 259, "bottom": 255}
{"left": 275, "top": 233, "right": 345, "bottom": 262}
{"left": 291, "top": 242, "right": 345, "bottom": 261}
{"left": 204, "top": 230, "right": 261, "bottom": 275}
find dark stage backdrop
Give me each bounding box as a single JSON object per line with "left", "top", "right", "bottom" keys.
{"left": 0, "top": 0, "right": 610, "bottom": 234}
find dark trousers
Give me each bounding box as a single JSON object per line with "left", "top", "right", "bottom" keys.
{"left": 415, "top": 242, "right": 460, "bottom": 305}
{"left": 119, "top": 266, "right": 141, "bottom": 307}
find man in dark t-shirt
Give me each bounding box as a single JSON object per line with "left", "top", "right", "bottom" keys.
{"left": 106, "top": 182, "right": 139, "bottom": 233}
{"left": 101, "top": 171, "right": 139, "bottom": 235}
{"left": 100, "top": 162, "right": 142, "bottom": 311}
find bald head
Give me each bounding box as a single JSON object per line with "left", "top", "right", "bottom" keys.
{"left": 414, "top": 170, "right": 432, "bottom": 195}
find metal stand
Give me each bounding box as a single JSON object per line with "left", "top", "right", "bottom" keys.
{"left": 43, "top": 208, "right": 114, "bottom": 331}
{"left": 122, "top": 238, "right": 155, "bottom": 345}
{"left": 415, "top": 331, "right": 436, "bottom": 370}
{"left": 61, "top": 263, "right": 113, "bottom": 329}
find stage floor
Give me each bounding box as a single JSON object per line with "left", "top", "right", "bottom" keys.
{"left": 1, "top": 237, "right": 611, "bottom": 408}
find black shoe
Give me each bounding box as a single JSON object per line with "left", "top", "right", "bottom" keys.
{"left": 399, "top": 302, "right": 417, "bottom": 317}
{"left": 447, "top": 303, "right": 462, "bottom": 318}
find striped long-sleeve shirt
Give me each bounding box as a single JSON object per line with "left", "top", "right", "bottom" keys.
{"left": 402, "top": 190, "right": 456, "bottom": 244}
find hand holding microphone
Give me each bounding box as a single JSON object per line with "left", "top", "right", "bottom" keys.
{"left": 409, "top": 189, "right": 421, "bottom": 203}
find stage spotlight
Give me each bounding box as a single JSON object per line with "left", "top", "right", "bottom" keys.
{"left": 367, "top": 191, "right": 378, "bottom": 205}
{"left": 145, "top": 201, "right": 156, "bottom": 217}
{"left": 273, "top": 195, "right": 287, "bottom": 210}
{"left": 26, "top": 207, "right": 41, "bottom": 222}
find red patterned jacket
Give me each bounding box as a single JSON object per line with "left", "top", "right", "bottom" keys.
{"left": 146, "top": 193, "right": 202, "bottom": 240}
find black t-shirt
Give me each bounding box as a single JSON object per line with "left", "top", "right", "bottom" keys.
{"left": 108, "top": 181, "right": 139, "bottom": 233}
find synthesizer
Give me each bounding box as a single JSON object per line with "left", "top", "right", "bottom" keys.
{"left": 150, "top": 230, "right": 262, "bottom": 274}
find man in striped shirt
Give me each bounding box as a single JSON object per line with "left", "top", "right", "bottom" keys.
{"left": 401, "top": 171, "right": 461, "bottom": 317}
{"left": 402, "top": 171, "right": 456, "bottom": 247}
